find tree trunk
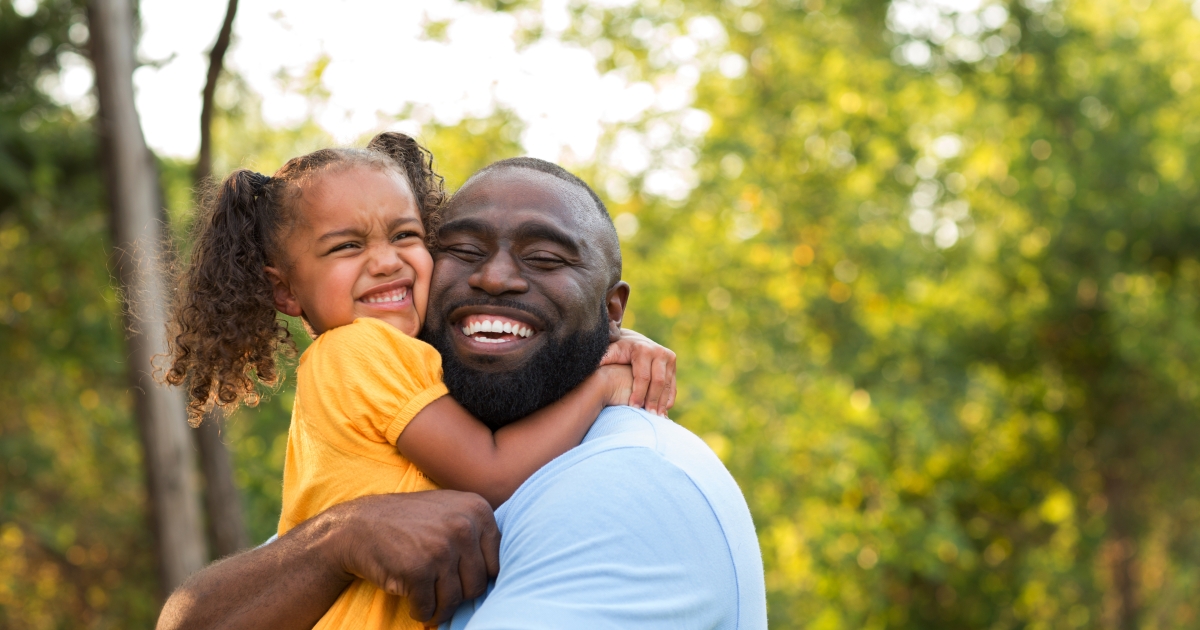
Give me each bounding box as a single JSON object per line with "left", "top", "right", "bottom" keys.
{"left": 196, "top": 410, "right": 250, "bottom": 556}
{"left": 194, "top": 0, "right": 239, "bottom": 185}
{"left": 193, "top": 0, "right": 250, "bottom": 559}
{"left": 88, "top": 0, "right": 207, "bottom": 596}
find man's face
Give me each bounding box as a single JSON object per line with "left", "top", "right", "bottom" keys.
{"left": 419, "top": 168, "right": 627, "bottom": 428}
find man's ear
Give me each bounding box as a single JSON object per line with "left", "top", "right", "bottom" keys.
{"left": 605, "top": 281, "right": 630, "bottom": 343}
{"left": 264, "top": 266, "right": 303, "bottom": 317}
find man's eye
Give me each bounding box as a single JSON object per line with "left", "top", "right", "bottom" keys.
{"left": 525, "top": 254, "right": 566, "bottom": 267}
{"left": 446, "top": 245, "right": 485, "bottom": 259}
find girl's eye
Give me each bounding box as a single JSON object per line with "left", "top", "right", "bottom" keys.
{"left": 392, "top": 231, "right": 422, "bottom": 243}
{"left": 329, "top": 242, "right": 359, "bottom": 253}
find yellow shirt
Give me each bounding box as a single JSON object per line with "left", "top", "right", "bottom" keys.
{"left": 279, "top": 317, "right": 449, "bottom": 630}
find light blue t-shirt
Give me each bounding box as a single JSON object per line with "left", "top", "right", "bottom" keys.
{"left": 444, "top": 406, "right": 767, "bottom": 629}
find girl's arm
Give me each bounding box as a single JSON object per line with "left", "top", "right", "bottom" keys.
{"left": 396, "top": 365, "right": 633, "bottom": 508}
{"left": 601, "top": 328, "right": 677, "bottom": 416}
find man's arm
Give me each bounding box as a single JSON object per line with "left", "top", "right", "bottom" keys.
{"left": 158, "top": 490, "right": 499, "bottom": 630}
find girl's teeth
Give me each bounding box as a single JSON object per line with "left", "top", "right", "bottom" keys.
{"left": 365, "top": 289, "right": 406, "bottom": 304}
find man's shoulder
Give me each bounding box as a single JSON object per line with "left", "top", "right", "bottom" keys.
{"left": 491, "top": 406, "right": 767, "bottom": 629}
{"left": 499, "top": 407, "right": 726, "bottom": 515}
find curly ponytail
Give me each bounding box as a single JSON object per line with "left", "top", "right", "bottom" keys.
{"left": 165, "top": 169, "right": 293, "bottom": 426}
{"left": 166, "top": 133, "right": 446, "bottom": 426}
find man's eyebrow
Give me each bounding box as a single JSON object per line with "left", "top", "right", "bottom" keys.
{"left": 437, "top": 217, "right": 494, "bottom": 238}
{"left": 514, "top": 223, "right": 581, "bottom": 255}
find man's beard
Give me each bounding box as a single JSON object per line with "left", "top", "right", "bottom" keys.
{"left": 420, "top": 302, "right": 611, "bottom": 431}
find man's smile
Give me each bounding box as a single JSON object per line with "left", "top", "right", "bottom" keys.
{"left": 447, "top": 304, "right": 545, "bottom": 354}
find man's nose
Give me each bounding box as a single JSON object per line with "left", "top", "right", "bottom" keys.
{"left": 469, "top": 251, "right": 529, "bottom": 295}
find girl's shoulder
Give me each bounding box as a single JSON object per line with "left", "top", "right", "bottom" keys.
{"left": 308, "top": 318, "right": 440, "bottom": 373}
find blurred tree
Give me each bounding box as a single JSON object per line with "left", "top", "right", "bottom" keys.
{"left": 88, "top": 0, "right": 206, "bottom": 596}
{"left": 192, "top": 0, "right": 251, "bottom": 561}
{"left": 0, "top": 0, "right": 160, "bottom": 626}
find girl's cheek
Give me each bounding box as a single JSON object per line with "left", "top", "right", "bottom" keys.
{"left": 412, "top": 248, "right": 435, "bottom": 327}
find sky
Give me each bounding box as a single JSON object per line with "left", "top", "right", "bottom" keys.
{"left": 129, "top": 0, "right": 656, "bottom": 163}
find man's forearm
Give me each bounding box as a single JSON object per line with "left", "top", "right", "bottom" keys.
{"left": 157, "top": 513, "right": 350, "bottom": 630}
{"left": 156, "top": 491, "right": 500, "bottom": 630}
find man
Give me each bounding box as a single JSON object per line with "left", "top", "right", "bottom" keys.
{"left": 157, "top": 158, "right": 766, "bottom": 629}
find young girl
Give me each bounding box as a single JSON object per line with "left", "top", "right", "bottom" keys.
{"left": 165, "top": 133, "right": 674, "bottom": 629}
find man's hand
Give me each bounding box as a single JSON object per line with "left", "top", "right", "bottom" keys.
{"left": 335, "top": 491, "right": 500, "bottom": 626}
{"left": 157, "top": 490, "right": 499, "bottom": 630}
{"left": 600, "top": 329, "right": 677, "bottom": 416}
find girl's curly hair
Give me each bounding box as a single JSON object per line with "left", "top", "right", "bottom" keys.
{"left": 165, "top": 132, "right": 445, "bottom": 426}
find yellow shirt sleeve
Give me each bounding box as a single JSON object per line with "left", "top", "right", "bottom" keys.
{"left": 303, "top": 317, "right": 448, "bottom": 447}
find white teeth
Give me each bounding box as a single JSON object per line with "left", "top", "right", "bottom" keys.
{"left": 364, "top": 289, "right": 406, "bottom": 304}
{"left": 461, "top": 318, "right": 536, "bottom": 340}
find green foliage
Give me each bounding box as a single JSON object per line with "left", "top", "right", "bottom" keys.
{"left": 546, "top": 0, "right": 1200, "bottom": 627}
{"left": 0, "top": 0, "right": 159, "bottom": 627}
{"left": 8, "top": 0, "right": 1200, "bottom": 627}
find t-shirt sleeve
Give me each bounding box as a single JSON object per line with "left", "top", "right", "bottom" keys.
{"left": 307, "top": 318, "right": 448, "bottom": 445}
{"left": 445, "top": 448, "right": 739, "bottom": 630}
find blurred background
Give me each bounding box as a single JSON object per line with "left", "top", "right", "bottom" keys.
{"left": 3, "top": 0, "right": 1200, "bottom": 627}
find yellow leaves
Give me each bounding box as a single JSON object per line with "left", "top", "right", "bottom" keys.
{"left": 11, "top": 292, "right": 31, "bottom": 312}
{"left": 1039, "top": 488, "right": 1075, "bottom": 525}
{"left": 1019, "top": 228, "right": 1051, "bottom": 258}
{"left": 959, "top": 401, "right": 987, "bottom": 430}
{"left": 657, "top": 295, "right": 681, "bottom": 318}
{"left": 1, "top": 524, "right": 23, "bottom": 550}
{"left": 983, "top": 538, "right": 1011, "bottom": 566}
{"left": 793, "top": 244, "right": 815, "bottom": 266}
{"left": 79, "top": 389, "right": 100, "bottom": 410}
{"left": 849, "top": 389, "right": 871, "bottom": 412}
{"left": 838, "top": 91, "right": 863, "bottom": 114}
{"left": 829, "top": 282, "right": 852, "bottom": 303}
{"left": 702, "top": 432, "right": 731, "bottom": 462}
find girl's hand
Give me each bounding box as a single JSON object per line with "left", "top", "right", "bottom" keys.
{"left": 597, "top": 365, "right": 635, "bottom": 408}
{"left": 599, "top": 329, "right": 677, "bottom": 416}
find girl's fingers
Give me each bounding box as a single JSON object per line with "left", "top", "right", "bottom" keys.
{"left": 644, "top": 356, "right": 670, "bottom": 415}
{"left": 629, "top": 351, "right": 653, "bottom": 409}
{"left": 663, "top": 355, "right": 677, "bottom": 412}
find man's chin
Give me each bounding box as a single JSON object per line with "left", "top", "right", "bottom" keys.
{"left": 420, "top": 307, "right": 611, "bottom": 430}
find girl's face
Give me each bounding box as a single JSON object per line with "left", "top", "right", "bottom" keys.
{"left": 265, "top": 166, "right": 433, "bottom": 337}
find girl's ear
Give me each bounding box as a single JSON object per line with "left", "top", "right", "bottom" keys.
{"left": 264, "top": 267, "right": 303, "bottom": 317}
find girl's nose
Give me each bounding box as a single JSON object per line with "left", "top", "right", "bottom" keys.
{"left": 366, "top": 245, "right": 404, "bottom": 276}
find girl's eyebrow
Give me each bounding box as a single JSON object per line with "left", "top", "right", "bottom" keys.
{"left": 317, "top": 227, "right": 364, "bottom": 242}
{"left": 317, "top": 216, "right": 423, "bottom": 241}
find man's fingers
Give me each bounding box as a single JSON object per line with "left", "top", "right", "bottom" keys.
{"left": 457, "top": 543, "right": 490, "bottom": 600}
{"left": 405, "top": 576, "right": 439, "bottom": 624}
{"left": 479, "top": 516, "right": 501, "bottom": 578}
{"left": 427, "top": 562, "right": 465, "bottom": 626}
